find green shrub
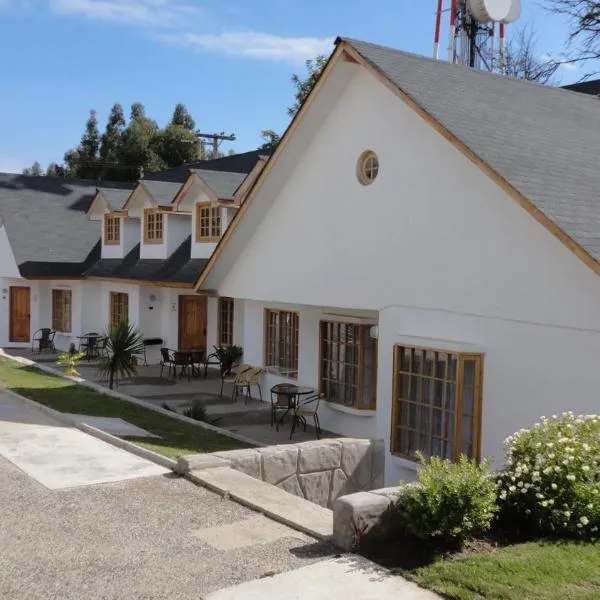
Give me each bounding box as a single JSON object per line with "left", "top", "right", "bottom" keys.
{"left": 183, "top": 400, "right": 222, "bottom": 426}
{"left": 497, "top": 412, "right": 600, "bottom": 539}
{"left": 396, "top": 454, "right": 497, "bottom": 544}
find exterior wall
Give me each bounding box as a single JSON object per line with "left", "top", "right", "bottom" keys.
{"left": 165, "top": 214, "right": 190, "bottom": 256}
{"left": 241, "top": 299, "right": 379, "bottom": 439}
{"left": 122, "top": 219, "right": 140, "bottom": 256}
{"left": 101, "top": 215, "right": 122, "bottom": 260}
{"left": 210, "top": 66, "right": 600, "bottom": 485}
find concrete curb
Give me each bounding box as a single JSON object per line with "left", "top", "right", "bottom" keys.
{"left": 0, "top": 349, "right": 263, "bottom": 449}
{"left": 0, "top": 387, "right": 177, "bottom": 471}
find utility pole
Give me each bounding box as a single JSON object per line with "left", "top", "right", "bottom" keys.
{"left": 196, "top": 131, "right": 236, "bottom": 159}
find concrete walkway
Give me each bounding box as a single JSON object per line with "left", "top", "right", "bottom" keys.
{"left": 0, "top": 391, "right": 168, "bottom": 489}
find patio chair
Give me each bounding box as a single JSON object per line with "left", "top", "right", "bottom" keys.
{"left": 290, "top": 393, "right": 323, "bottom": 440}
{"left": 221, "top": 363, "right": 251, "bottom": 400}
{"left": 97, "top": 336, "right": 110, "bottom": 358}
{"left": 159, "top": 348, "right": 175, "bottom": 378}
{"left": 190, "top": 349, "right": 207, "bottom": 378}
{"left": 32, "top": 328, "right": 55, "bottom": 353}
{"left": 270, "top": 387, "right": 293, "bottom": 431}
{"left": 203, "top": 351, "right": 222, "bottom": 379}
{"left": 242, "top": 367, "right": 263, "bottom": 405}
{"left": 173, "top": 351, "right": 192, "bottom": 381}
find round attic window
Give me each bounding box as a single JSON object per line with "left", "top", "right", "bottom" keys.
{"left": 357, "top": 151, "right": 379, "bottom": 185}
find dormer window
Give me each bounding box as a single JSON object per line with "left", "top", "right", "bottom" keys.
{"left": 104, "top": 215, "right": 120, "bottom": 244}
{"left": 196, "top": 204, "right": 221, "bottom": 242}
{"left": 144, "top": 209, "right": 164, "bottom": 243}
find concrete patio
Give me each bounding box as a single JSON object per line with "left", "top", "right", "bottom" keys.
{"left": 6, "top": 349, "right": 336, "bottom": 447}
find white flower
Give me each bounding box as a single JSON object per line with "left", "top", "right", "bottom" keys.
{"left": 582, "top": 465, "right": 590, "bottom": 472}
{"left": 555, "top": 466, "right": 561, "bottom": 472}
{"left": 565, "top": 511, "right": 571, "bottom": 518}
{"left": 580, "top": 516, "right": 589, "bottom": 526}
{"left": 536, "top": 493, "right": 545, "bottom": 499}
{"left": 509, "top": 485, "right": 516, "bottom": 492}
{"left": 541, "top": 501, "right": 548, "bottom": 507}
{"left": 566, "top": 474, "right": 576, "bottom": 481}
{"left": 551, "top": 483, "right": 558, "bottom": 490}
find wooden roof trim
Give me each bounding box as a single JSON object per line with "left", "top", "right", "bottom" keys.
{"left": 85, "top": 276, "right": 194, "bottom": 289}
{"left": 340, "top": 42, "right": 600, "bottom": 278}
{"left": 233, "top": 158, "right": 267, "bottom": 204}
{"left": 192, "top": 43, "right": 349, "bottom": 291}
{"left": 174, "top": 172, "right": 219, "bottom": 209}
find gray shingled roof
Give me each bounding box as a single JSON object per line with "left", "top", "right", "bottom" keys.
{"left": 563, "top": 79, "right": 600, "bottom": 97}
{"left": 0, "top": 174, "right": 118, "bottom": 270}
{"left": 342, "top": 38, "right": 600, "bottom": 262}
{"left": 97, "top": 187, "right": 133, "bottom": 211}
{"left": 190, "top": 169, "right": 247, "bottom": 200}
{"left": 140, "top": 180, "right": 183, "bottom": 205}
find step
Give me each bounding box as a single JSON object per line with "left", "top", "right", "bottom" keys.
{"left": 188, "top": 466, "right": 333, "bottom": 540}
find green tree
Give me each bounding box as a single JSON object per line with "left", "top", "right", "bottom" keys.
{"left": 258, "top": 129, "right": 280, "bottom": 152}
{"left": 22, "top": 161, "right": 42, "bottom": 176}
{"left": 288, "top": 55, "right": 327, "bottom": 117}
{"left": 64, "top": 110, "right": 101, "bottom": 180}
{"left": 171, "top": 103, "right": 196, "bottom": 130}
{"left": 45, "top": 162, "right": 65, "bottom": 177}
{"left": 548, "top": 1, "right": 600, "bottom": 69}
{"left": 97, "top": 319, "right": 144, "bottom": 389}
{"left": 118, "top": 103, "right": 164, "bottom": 179}
{"left": 154, "top": 124, "right": 200, "bottom": 168}
{"left": 99, "top": 103, "right": 126, "bottom": 180}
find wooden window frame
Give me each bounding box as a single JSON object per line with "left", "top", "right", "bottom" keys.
{"left": 52, "top": 289, "right": 72, "bottom": 333}
{"left": 319, "top": 321, "right": 377, "bottom": 410}
{"left": 218, "top": 297, "right": 235, "bottom": 346}
{"left": 264, "top": 309, "right": 299, "bottom": 378}
{"left": 391, "top": 344, "right": 483, "bottom": 463}
{"left": 357, "top": 150, "right": 379, "bottom": 185}
{"left": 103, "top": 214, "right": 121, "bottom": 245}
{"left": 144, "top": 209, "right": 164, "bottom": 243}
{"left": 109, "top": 292, "right": 129, "bottom": 330}
{"left": 196, "top": 203, "right": 221, "bottom": 242}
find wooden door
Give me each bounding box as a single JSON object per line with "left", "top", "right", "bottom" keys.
{"left": 178, "top": 296, "right": 207, "bottom": 350}
{"left": 9, "top": 287, "right": 30, "bottom": 342}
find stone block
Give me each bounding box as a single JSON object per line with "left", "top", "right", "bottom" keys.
{"left": 298, "top": 440, "right": 342, "bottom": 473}
{"left": 259, "top": 446, "right": 299, "bottom": 485}
{"left": 370, "top": 439, "right": 385, "bottom": 484}
{"left": 214, "top": 449, "right": 261, "bottom": 479}
{"left": 328, "top": 468, "right": 349, "bottom": 507}
{"left": 332, "top": 491, "right": 392, "bottom": 551}
{"left": 175, "top": 454, "right": 230, "bottom": 474}
{"left": 277, "top": 474, "right": 305, "bottom": 499}
{"left": 298, "top": 471, "right": 332, "bottom": 508}
{"left": 340, "top": 439, "right": 372, "bottom": 478}
{"left": 370, "top": 486, "right": 404, "bottom": 503}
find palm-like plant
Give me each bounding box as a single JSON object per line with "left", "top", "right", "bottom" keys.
{"left": 97, "top": 319, "right": 144, "bottom": 389}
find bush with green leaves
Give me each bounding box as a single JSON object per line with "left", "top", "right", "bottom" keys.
{"left": 497, "top": 412, "right": 600, "bottom": 539}
{"left": 396, "top": 454, "right": 497, "bottom": 544}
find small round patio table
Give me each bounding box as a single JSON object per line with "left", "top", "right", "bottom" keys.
{"left": 270, "top": 383, "right": 315, "bottom": 429}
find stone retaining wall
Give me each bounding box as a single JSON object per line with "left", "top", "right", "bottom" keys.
{"left": 177, "top": 438, "right": 385, "bottom": 509}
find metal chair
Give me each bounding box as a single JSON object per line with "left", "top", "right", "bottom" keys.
{"left": 173, "top": 351, "right": 192, "bottom": 381}
{"left": 270, "top": 387, "right": 294, "bottom": 431}
{"left": 97, "top": 336, "right": 110, "bottom": 358}
{"left": 190, "top": 349, "right": 207, "bottom": 378}
{"left": 204, "top": 351, "right": 222, "bottom": 379}
{"left": 159, "top": 348, "right": 175, "bottom": 378}
{"left": 242, "top": 367, "right": 263, "bottom": 405}
{"left": 220, "top": 363, "right": 251, "bottom": 400}
{"left": 32, "top": 328, "right": 55, "bottom": 353}
{"left": 290, "top": 393, "right": 323, "bottom": 440}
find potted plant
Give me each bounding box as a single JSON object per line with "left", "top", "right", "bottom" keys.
{"left": 212, "top": 345, "right": 243, "bottom": 376}
{"left": 57, "top": 349, "right": 86, "bottom": 377}
{"left": 97, "top": 319, "right": 144, "bottom": 389}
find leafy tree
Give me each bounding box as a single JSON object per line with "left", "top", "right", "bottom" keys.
{"left": 130, "top": 102, "right": 145, "bottom": 120}
{"left": 99, "top": 103, "right": 126, "bottom": 180}
{"left": 171, "top": 103, "right": 196, "bottom": 130}
{"left": 154, "top": 124, "right": 200, "bottom": 168}
{"left": 500, "top": 26, "right": 560, "bottom": 84}
{"left": 258, "top": 129, "right": 280, "bottom": 151}
{"left": 548, "top": 1, "right": 600, "bottom": 71}
{"left": 64, "top": 110, "right": 101, "bottom": 180}
{"left": 22, "top": 161, "right": 42, "bottom": 176}
{"left": 288, "top": 55, "right": 327, "bottom": 117}
{"left": 45, "top": 162, "right": 65, "bottom": 177}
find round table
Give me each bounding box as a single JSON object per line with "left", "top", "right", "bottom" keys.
{"left": 270, "top": 384, "right": 315, "bottom": 428}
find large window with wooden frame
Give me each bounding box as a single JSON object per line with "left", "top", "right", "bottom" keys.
{"left": 104, "top": 214, "right": 120, "bottom": 244}
{"left": 218, "top": 297, "right": 234, "bottom": 346}
{"left": 320, "top": 321, "right": 377, "bottom": 410}
{"left": 265, "top": 309, "right": 299, "bottom": 377}
{"left": 109, "top": 292, "right": 129, "bottom": 330}
{"left": 196, "top": 203, "right": 221, "bottom": 241}
{"left": 392, "top": 346, "right": 483, "bottom": 462}
{"left": 144, "top": 209, "right": 164, "bottom": 243}
{"left": 52, "top": 289, "right": 72, "bottom": 333}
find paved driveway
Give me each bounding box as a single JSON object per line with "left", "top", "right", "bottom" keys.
{"left": 0, "top": 392, "right": 334, "bottom": 599}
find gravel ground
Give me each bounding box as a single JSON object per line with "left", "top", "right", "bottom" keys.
{"left": 0, "top": 457, "right": 334, "bottom": 600}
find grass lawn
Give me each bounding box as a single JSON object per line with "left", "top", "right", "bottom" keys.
{"left": 396, "top": 540, "right": 600, "bottom": 600}
{"left": 0, "top": 357, "right": 248, "bottom": 458}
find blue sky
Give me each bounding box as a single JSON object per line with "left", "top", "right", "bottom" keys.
{"left": 0, "top": 0, "right": 583, "bottom": 173}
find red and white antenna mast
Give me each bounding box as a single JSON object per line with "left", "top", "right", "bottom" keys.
{"left": 433, "top": 0, "right": 521, "bottom": 71}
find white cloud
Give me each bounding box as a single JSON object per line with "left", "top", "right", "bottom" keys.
{"left": 163, "top": 30, "right": 334, "bottom": 63}
{"left": 0, "top": 156, "right": 29, "bottom": 174}
{"left": 50, "top": 0, "right": 199, "bottom": 28}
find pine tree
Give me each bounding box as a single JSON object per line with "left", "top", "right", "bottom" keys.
{"left": 99, "top": 103, "right": 126, "bottom": 180}
{"left": 171, "top": 103, "right": 196, "bottom": 130}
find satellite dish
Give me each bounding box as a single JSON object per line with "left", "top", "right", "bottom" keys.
{"left": 468, "top": 0, "right": 512, "bottom": 22}
{"left": 502, "top": 0, "right": 521, "bottom": 23}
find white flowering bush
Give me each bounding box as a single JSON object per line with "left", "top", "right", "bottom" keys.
{"left": 498, "top": 412, "right": 600, "bottom": 538}
{"left": 396, "top": 454, "right": 497, "bottom": 544}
